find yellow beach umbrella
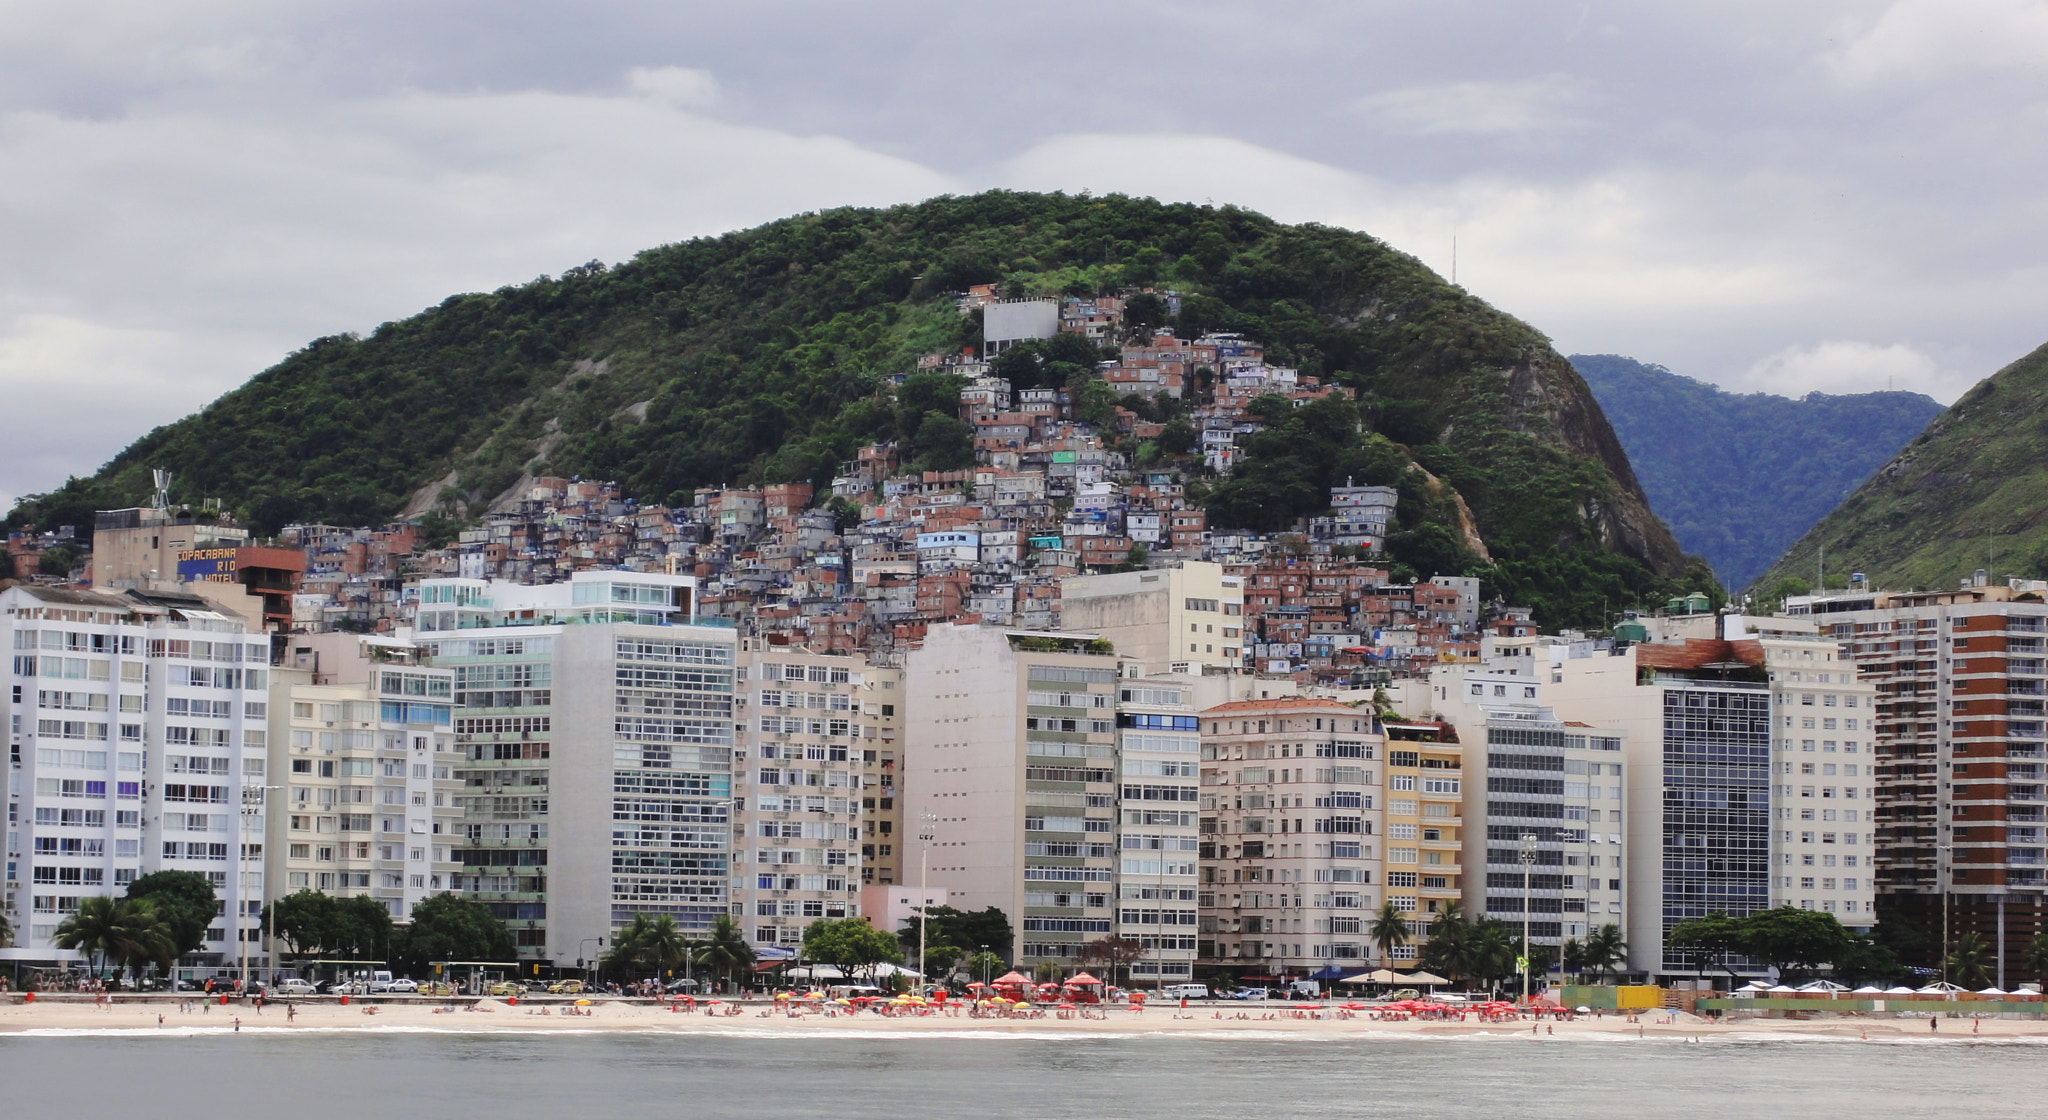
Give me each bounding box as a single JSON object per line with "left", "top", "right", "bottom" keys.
{"left": 574, "top": 999, "right": 591, "bottom": 1006}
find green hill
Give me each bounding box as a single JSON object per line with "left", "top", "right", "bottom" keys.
{"left": 1752, "top": 341, "right": 2048, "bottom": 596}
{"left": 1570, "top": 354, "right": 1943, "bottom": 590}
{"left": 6, "top": 191, "right": 1705, "bottom": 626}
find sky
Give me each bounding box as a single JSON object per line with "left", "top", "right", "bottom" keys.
{"left": 4, "top": 0, "right": 2047, "bottom": 510}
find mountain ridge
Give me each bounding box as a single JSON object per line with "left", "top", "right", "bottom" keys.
{"left": 1570, "top": 354, "right": 1943, "bottom": 590}
{"left": 1750, "top": 340, "right": 2048, "bottom": 595}
{"left": 7, "top": 191, "right": 1706, "bottom": 626}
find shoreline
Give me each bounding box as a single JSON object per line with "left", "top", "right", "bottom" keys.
{"left": 6, "top": 998, "right": 2047, "bottom": 1041}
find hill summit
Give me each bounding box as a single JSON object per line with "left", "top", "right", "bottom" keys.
{"left": 1753, "top": 340, "right": 2048, "bottom": 595}
{"left": 7, "top": 191, "right": 1705, "bottom": 625}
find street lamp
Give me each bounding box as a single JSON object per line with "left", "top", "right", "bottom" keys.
{"left": 917, "top": 811, "right": 938, "bottom": 990}
{"left": 238, "top": 784, "right": 283, "bottom": 993}
{"left": 1939, "top": 840, "right": 1952, "bottom": 986}
{"left": 1519, "top": 832, "right": 1537, "bottom": 1004}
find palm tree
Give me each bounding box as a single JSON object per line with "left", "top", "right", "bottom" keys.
{"left": 0, "top": 910, "right": 13, "bottom": 949}
{"left": 52, "top": 896, "right": 173, "bottom": 980}
{"left": 1581, "top": 924, "right": 1628, "bottom": 984}
{"left": 638, "top": 915, "right": 693, "bottom": 981}
{"left": 1418, "top": 903, "right": 1473, "bottom": 985}
{"left": 694, "top": 915, "right": 756, "bottom": 992}
{"left": 2023, "top": 932, "right": 2048, "bottom": 990}
{"left": 1945, "top": 931, "right": 1993, "bottom": 989}
{"left": 1560, "top": 937, "right": 1586, "bottom": 981}
{"left": 53, "top": 896, "right": 125, "bottom": 977}
{"left": 603, "top": 914, "right": 656, "bottom": 978}
{"left": 1370, "top": 901, "right": 1410, "bottom": 967}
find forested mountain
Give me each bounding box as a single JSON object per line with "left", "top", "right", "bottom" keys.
{"left": 1571, "top": 354, "right": 1942, "bottom": 591}
{"left": 1750, "top": 340, "right": 2048, "bottom": 595}
{"left": 7, "top": 192, "right": 1708, "bottom": 626}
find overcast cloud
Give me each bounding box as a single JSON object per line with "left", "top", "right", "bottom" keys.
{"left": 4, "top": 0, "right": 2046, "bottom": 509}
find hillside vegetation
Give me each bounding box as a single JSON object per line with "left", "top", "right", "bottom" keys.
{"left": 7, "top": 192, "right": 1705, "bottom": 626}
{"left": 1571, "top": 355, "right": 1942, "bottom": 589}
{"left": 1752, "top": 341, "right": 2048, "bottom": 595}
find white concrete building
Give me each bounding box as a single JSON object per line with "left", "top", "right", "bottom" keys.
{"left": 1059, "top": 561, "right": 1246, "bottom": 672}
{"left": 4, "top": 585, "right": 272, "bottom": 981}
{"left": 413, "top": 570, "right": 737, "bottom": 976}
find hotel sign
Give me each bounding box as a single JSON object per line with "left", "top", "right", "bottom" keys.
{"left": 176, "top": 547, "right": 240, "bottom": 583}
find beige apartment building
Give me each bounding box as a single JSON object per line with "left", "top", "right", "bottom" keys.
{"left": 268, "top": 654, "right": 463, "bottom": 919}
{"left": 733, "top": 647, "right": 886, "bottom": 949}
{"left": 1060, "top": 561, "right": 1246, "bottom": 671}
{"left": 1198, "top": 696, "right": 1389, "bottom": 973}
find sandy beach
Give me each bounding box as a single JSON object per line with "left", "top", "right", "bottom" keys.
{"left": 4, "top": 996, "right": 2046, "bottom": 1040}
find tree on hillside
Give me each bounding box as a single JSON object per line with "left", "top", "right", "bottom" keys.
{"left": 126, "top": 871, "right": 218, "bottom": 959}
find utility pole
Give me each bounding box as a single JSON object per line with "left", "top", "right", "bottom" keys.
{"left": 1519, "top": 833, "right": 1537, "bottom": 1004}
{"left": 238, "top": 784, "right": 281, "bottom": 993}
{"left": 918, "top": 811, "right": 938, "bottom": 989}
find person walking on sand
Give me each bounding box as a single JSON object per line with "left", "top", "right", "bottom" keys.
{"left": 288, "top": 1003, "right": 296, "bottom": 1023}
{"left": 1931, "top": 1016, "right": 1938, "bottom": 1031}
{"left": 233, "top": 1017, "right": 241, "bottom": 1032}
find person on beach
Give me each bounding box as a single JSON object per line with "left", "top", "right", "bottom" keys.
{"left": 288, "top": 1003, "right": 296, "bottom": 1023}
{"left": 1931, "top": 1017, "right": 1938, "bottom": 1031}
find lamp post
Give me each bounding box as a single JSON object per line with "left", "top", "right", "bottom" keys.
{"left": 238, "top": 784, "right": 283, "bottom": 993}
{"left": 1939, "top": 840, "right": 1952, "bottom": 986}
{"left": 917, "top": 811, "right": 938, "bottom": 990}
{"left": 1519, "top": 832, "right": 1537, "bottom": 1004}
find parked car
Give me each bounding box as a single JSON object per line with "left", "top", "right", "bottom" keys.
{"left": 1228, "top": 988, "right": 1272, "bottom": 1001}
{"left": 386, "top": 978, "right": 419, "bottom": 993}
{"left": 486, "top": 981, "right": 525, "bottom": 997}
{"left": 1161, "top": 983, "right": 1211, "bottom": 1000}
{"left": 274, "top": 979, "right": 319, "bottom": 996}
{"left": 546, "top": 979, "right": 587, "bottom": 995}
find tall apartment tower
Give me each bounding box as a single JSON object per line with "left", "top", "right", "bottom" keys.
{"left": 854, "top": 657, "right": 905, "bottom": 887}
{"left": 1424, "top": 671, "right": 1631, "bottom": 957}
{"left": 1483, "top": 639, "right": 1766, "bottom": 978}
{"left": 270, "top": 653, "right": 462, "bottom": 918}
{"left": 413, "top": 571, "right": 737, "bottom": 974}
{"left": 1787, "top": 579, "right": 2048, "bottom": 981}
{"left": 732, "top": 647, "right": 872, "bottom": 952}
{"left": 1197, "top": 697, "right": 1387, "bottom": 973}
{"left": 902, "top": 624, "right": 1124, "bottom": 965}
{"left": 1110, "top": 670, "right": 1202, "bottom": 985}
{"left": 4, "top": 585, "right": 273, "bottom": 980}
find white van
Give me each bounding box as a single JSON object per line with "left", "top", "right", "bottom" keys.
{"left": 368, "top": 970, "right": 396, "bottom": 993}
{"left": 1161, "top": 983, "right": 1211, "bottom": 1000}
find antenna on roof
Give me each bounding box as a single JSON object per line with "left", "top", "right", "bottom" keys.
{"left": 152, "top": 469, "right": 172, "bottom": 513}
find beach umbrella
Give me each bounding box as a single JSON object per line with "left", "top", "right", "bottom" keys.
{"left": 1851, "top": 986, "right": 1886, "bottom": 994}
{"left": 835, "top": 998, "right": 852, "bottom": 1005}
{"left": 1978, "top": 987, "right": 2008, "bottom": 996}
{"left": 1575, "top": 1006, "right": 1593, "bottom": 1014}
{"left": 1884, "top": 986, "right": 1917, "bottom": 995}
{"left": 804, "top": 992, "right": 826, "bottom": 1000}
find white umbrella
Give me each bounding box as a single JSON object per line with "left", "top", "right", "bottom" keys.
{"left": 1884, "top": 986, "right": 1918, "bottom": 995}
{"left": 1766, "top": 985, "right": 1798, "bottom": 993}
{"left": 1978, "top": 987, "right": 2008, "bottom": 996}
{"left": 1851, "top": 986, "right": 1886, "bottom": 994}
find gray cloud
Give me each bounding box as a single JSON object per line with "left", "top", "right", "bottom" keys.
{"left": 4, "top": 1, "right": 2046, "bottom": 508}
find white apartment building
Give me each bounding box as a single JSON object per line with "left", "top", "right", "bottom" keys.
{"left": 903, "top": 624, "right": 1124, "bottom": 965}
{"left": 412, "top": 570, "right": 737, "bottom": 974}
{"left": 1424, "top": 671, "right": 1631, "bottom": 955}
{"left": 734, "top": 647, "right": 869, "bottom": 951}
{"left": 1737, "top": 614, "right": 1879, "bottom": 928}
{"left": 1111, "top": 671, "right": 1201, "bottom": 983}
{"left": 269, "top": 649, "right": 461, "bottom": 919}
{"left": 4, "top": 585, "right": 272, "bottom": 979}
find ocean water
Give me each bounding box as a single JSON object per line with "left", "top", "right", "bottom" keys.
{"left": 2, "top": 1028, "right": 2041, "bottom": 1120}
